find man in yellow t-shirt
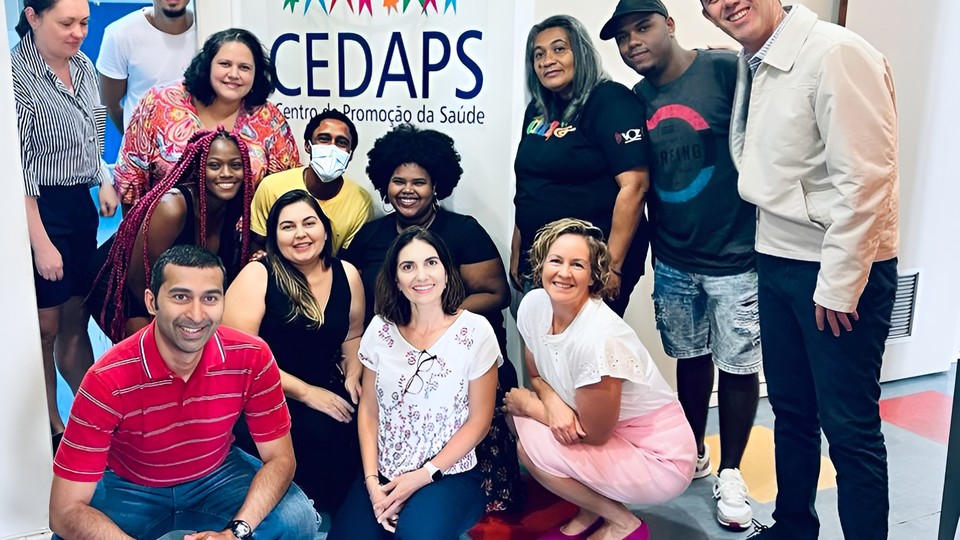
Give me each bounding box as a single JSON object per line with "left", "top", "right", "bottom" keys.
{"left": 251, "top": 110, "right": 373, "bottom": 254}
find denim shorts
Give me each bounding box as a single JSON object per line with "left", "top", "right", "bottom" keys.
{"left": 652, "top": 260, "right": 762, "bottom": 374}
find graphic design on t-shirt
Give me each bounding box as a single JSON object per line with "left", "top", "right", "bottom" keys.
{"left": 615, "top": 128, "right": 645, "bottom": 145}
{"left": 526, "top": 116, "right": 577, "bottom": 140}
{"left": 647, "top": 104, "right": 716, "bottom": 204}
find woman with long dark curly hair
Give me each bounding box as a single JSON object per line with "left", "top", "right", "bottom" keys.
{"left": 341, "top": 124, "right": 524, "bottom": 512}
{"left": 90, "top": 129, "right": 254, "bottom": 342}
{"left": 113, "top": 27, "right": 299, "bottom": 210}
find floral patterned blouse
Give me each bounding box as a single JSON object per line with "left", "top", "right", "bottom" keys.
{"left": 113, "top": 81, "right": 300, "bottom": 205}
{"left": 359, "top": 311, "right": 501, "bottom": 480}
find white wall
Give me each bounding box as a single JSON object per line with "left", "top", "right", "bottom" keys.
{"left": 0, "top": 5, "right": 57, "bottom": 538}
{"left": 530, "top": 0, "right": 958, "bottom": 383}
{"left": 193, "top": 0, "right": 956, "bottom": 384}
{"left": 846, "top": 0, "right": 960, "bottom": 379}
{"left": 194, "top": 1, "right": 537, "bottom": 380}
{"left": 1, "top": 0, "right": 956, "bottom": 536}
{"left": 529, "top": 0, "right": 741, "bottom": 386}
{"left": 525, "top": 1, "right": 845, "bottom": 385}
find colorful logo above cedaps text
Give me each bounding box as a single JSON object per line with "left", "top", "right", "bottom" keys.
{"left": 283, "top": 0, "right": 459, "bottom": 16}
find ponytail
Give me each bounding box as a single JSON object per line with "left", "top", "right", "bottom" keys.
{"left": 15, "top": 10, "right": 31, "bottom": 38}
{"left": 15, "top": 1, "right": 61, "bottom": 39}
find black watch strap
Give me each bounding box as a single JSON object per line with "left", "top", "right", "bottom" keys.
{"left": 228, "top": 519, "right": 252, "bottom": 539}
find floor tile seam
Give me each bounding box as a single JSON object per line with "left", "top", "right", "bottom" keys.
{"left": 890, "top": 510, "right": 943, "bottom": 526}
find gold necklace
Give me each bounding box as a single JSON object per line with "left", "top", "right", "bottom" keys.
{"left": 396, "top": 208, "right": 437, "bottom": 233}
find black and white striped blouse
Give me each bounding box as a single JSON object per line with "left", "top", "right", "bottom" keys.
{"left": 11, "top": 31, "right": 105, "bottom": 198}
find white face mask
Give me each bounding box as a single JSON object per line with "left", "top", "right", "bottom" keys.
{"left": 309, "top": 144, "right": 351, "bottom": 183}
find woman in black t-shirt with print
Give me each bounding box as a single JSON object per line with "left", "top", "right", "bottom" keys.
{"left": 513, "top": 14, "right": 651, "bottom": 317}
{"left": 340, "top": 124, "right": 523, "bottom": 513}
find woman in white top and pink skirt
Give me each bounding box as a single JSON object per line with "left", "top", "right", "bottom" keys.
{"left": 504, "top": 218, "right": 697, "bottom": 540}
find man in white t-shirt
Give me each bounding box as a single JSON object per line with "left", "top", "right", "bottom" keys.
{"left": 97, "top": 0, "right": 197, "bottom": 131}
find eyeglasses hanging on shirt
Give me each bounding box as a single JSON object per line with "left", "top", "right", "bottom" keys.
{"left": 402, "top": 350, "right": 437, "bottom": 397}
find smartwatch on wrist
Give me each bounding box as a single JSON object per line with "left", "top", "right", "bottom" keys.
{"left": 228, "top": 519, "right": 252, "bottom": 539}
{"left": 424, "top": 460, "right": 443, "bottom": 483}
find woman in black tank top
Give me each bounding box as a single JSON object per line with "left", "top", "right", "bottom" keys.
{"left": 224, "top": 189, "right": 366, "bottom": 514}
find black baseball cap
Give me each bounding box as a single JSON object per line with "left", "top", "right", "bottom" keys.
{"left": 599, "top": 0, "right": 670, "bottom": 40}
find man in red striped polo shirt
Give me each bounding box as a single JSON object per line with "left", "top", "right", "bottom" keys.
{"left": 49, "top": 245, "right": 317, "bottom": 540}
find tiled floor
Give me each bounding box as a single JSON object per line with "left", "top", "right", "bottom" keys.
{"left": 628, "top": 367, "right": 955, "bottom": 540}
{"left": 54, "top": 337, "right": 958, "bottom": 539}
{"left": 50, "top": 200, "right": 956, "bottom": 538}
{"left": 54, "top": 354, "right": 956, "bottom": 539}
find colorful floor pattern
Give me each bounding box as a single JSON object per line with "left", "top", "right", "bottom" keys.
{"left": 468, "top": 373, "right": 954, "bottom": 539}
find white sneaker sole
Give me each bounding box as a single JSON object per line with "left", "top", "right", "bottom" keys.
{"left": 693, "top": 452, "right": 711, "bottom": 479}
{"left": 717, "top": 506, "right": 753, "bottom": 531}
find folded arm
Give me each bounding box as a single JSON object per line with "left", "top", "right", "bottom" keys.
{"left": 505, "top": 344, "right": 584, "bottom": 445}
{"left": 459, "top": 258, "right": 511, "bottom": 315}
{"left": 573, "top": 376, "right": 623, "bottom": 446}
{"left": 49, "top": 476, "right": 133, "bottom": 540}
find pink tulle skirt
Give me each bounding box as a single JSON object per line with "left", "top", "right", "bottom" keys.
{"left": 515, "top": 401, "right": 697, "bottom": 505}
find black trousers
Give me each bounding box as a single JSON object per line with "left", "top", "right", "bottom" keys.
{"left": 757, "top": 254, "right": 897, "bottom": 540}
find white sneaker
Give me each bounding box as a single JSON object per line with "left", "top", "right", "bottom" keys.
{"left": 714, "top": 468, "right": 753, "bottom": 530}
{"left": 693, "top": 442, "right": 712, "bottom": 479}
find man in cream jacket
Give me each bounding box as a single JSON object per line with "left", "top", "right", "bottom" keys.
{"left": 701, "top": 1, "right": 899, "bottom": 539}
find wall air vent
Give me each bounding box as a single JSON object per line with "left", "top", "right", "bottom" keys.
{"left": 887, "top": 271, "right": 919, "bottom": 341}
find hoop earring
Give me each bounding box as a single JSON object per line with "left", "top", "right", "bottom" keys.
{"left": 381, "top": 195, "right": 395, "bottom": 214}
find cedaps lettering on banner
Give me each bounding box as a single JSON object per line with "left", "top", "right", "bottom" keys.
{"left": 270, "top": 31, "right": 484, "bottom": 100}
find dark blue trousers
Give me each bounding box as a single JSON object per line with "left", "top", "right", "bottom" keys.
{"left": 328, "top": 467, "right": 486, "bottom": 540}
{"left": 757, "top": 254, "right": 897, "bottom": 540}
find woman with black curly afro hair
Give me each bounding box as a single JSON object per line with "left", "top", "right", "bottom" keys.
{"left": 340, "top": 123, "right": 524, "bottom": 513}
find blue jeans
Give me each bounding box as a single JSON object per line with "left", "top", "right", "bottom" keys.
{"left": 757, "top": 255, "right": 897, "bottom": 540}
{"left": 328, "top": 467, "right": 486, "bottom": 540}
{"left": 55, "top": 447, "right": 318, "bottom": 539}
{"left": 652, "top": 260, "right": 762, "bottom": 374}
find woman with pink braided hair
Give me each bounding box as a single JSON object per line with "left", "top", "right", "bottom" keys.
{"left": 89, "top": 129, "right": 254, "bottom": 343}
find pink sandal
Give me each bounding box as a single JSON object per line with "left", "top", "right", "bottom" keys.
{"left": 538, "top": 517, "right": 605, "bottom": 540}
{"left": 622, "top": 521, "right": 651, "bottom": 540}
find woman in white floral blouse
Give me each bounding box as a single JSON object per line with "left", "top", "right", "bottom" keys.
{"left": 328, "top": 226, "right": 499, "bottom": 540}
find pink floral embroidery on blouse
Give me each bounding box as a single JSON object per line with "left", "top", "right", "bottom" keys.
{"left": 378, "top": 323, "right": 395, "bottom": 348}
{"left": 454, "top": 327, "right": 474, "bottom": 349}
{"left": 113, "top": 81, "right": 300, "bottom": 205}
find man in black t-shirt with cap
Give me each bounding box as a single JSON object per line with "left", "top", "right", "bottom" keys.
{"left": 600, "top": 0, "right": 762, "bottom": 532}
